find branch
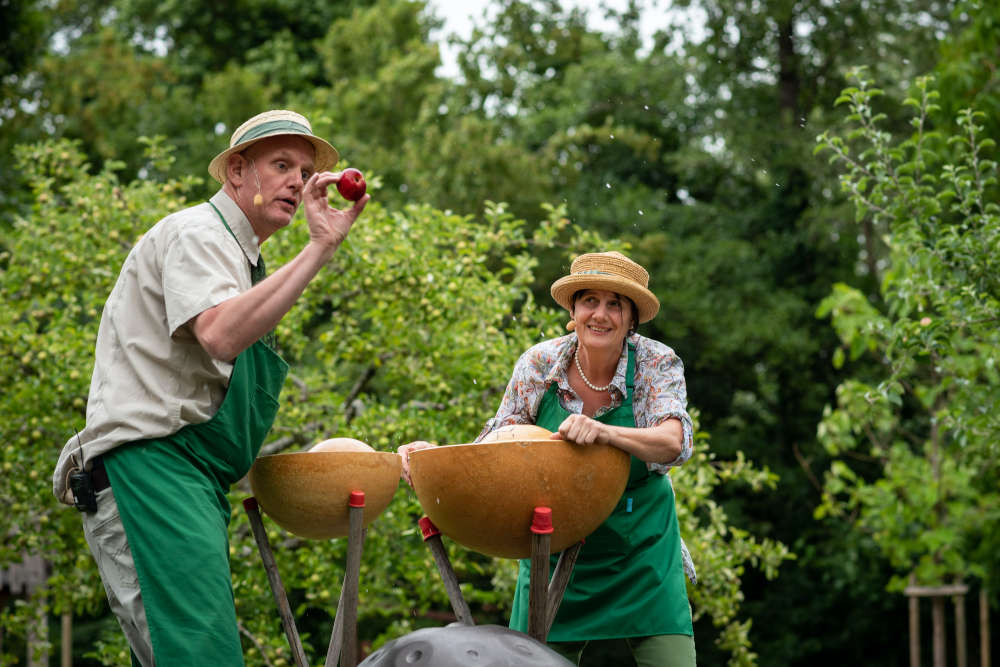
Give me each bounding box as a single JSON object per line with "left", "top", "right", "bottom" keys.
{"left": 343, "top": 361, "right": 381, "bottom": 424}
{"left": 287, "top": 373, "right": 308, "bottom": 402}
{"left": 237, "top": 619, "right": 277, "bottom": 667}
{"left": 259, "top": 421, "right": 324, "bottom": 456}
{"left": 792, "top": 442, "right": 823, "bottom": 494}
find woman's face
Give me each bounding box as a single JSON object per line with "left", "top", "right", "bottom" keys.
{"left": 572, "top": 289, "right": 634, "bottom": 352}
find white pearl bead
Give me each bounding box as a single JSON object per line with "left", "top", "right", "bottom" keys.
{"left": 575, "top": 352, "right": 611, "bottom": 392}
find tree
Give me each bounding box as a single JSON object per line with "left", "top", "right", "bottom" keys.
{"left": 815, "top": 70, "right": 1000, "bottom": 604}
{"left": 1, "top": 137, "right": 789, "bottom": 664}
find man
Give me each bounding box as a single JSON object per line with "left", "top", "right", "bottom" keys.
{"left": 52, "top": 109, "right": 368, "bottom": 665}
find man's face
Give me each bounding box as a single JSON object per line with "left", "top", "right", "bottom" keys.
{"left": 234, "top": 135, "right": 316, "bottom": 238}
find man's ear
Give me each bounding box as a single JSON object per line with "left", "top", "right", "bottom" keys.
{"left": 226, "top": 153, "right": 247, "bottom": 185}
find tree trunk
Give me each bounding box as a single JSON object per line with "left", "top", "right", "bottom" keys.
{"left": 776, "top": 17, "right": 800, "bottom": 123}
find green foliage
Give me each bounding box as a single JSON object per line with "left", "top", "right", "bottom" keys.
{"left": 0, "top": 136, "right": 201, "bottom": 661}
{"left": 935, "top": 0, "right": 1000, "bottom": 143}
{"left": 677, "top": 412, "right": 794, "bottom": 666}
{"left": 815, "top": 70, "right": 1000, "bottom": 592}
{"left": 0, "top": 139, "right": 787, "bottom": 664}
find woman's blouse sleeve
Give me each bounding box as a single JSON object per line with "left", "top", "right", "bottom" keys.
{"left": 633, "top": 335, "right": 694, "bottom": 471}
{"left": 475, "top": 337, "right": 569, "bottom": 441}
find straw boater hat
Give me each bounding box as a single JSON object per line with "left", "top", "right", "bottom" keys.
{"left": 208, "top": 109, "right": 339, "bottom": 183}
{"left": 550, "top": 251, "right": 660, "bottom": 324}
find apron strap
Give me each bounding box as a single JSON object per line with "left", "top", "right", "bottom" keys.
{"left": 207, "top": 201, "right": 277, "bottom": 349}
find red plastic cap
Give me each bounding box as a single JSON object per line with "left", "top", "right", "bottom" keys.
{"left": 243, "top": 497, "right": 258, "bottom": 512}
{"left": 418, "top": 516, "right": 441, "bottom": 540}
{"left": 531, "top": 506, "right": 554, "bottom": 535}
{"left": 349, "top": 490, "right": 366, "bottom": 508}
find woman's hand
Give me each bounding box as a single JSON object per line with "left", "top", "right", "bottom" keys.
{"left": 553, "top": 414, "right": 686, "bottom": 464}
{"left": 397, "top": 440, "right": 438, "bottom": 486}
{"left": 551, "top": 414, "right": 612, "bottom": 446}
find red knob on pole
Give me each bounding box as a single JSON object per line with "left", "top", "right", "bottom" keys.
{"left": 349, "top": 490, "right": 366, "bottom": 508}
{"left": 531, "top": 506, "right": 554, "bottom": 535}
{"left": 243, "top": 497, "right": 259, "bottom": 512}
{"left": 418, "top": 516, "right": 441, "bottom": 540}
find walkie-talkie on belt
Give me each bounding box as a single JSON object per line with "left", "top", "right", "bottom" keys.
{"left": 69, "top": 431, "right": 98, "bottom": 513}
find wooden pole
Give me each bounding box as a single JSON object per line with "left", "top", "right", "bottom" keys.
{"left": 954, "top": 590, "right": 967, "bottom": 667}
{"left": 418, "top": 517, "right": 474, "bottom": 625}
{"left": 327, "top": 492, "right": 367, "bottom": 667}
{"left": 527, "top": 507, "right": 553, "bottom": 643}
{"left": 243, "top": 498, "right": 309, "bottom": 667}
{"left": 932, "top": 597, "right": 946, "bottom": 667}
{"left": 326, "top": 588, "right": 345, "bottom": 667}
{"left": 61, "top": 612, "right": 72, "bottom": 667}
{"left": 981, "top": 589, "right": 990, "bottom": 667}
{"left": 909, "top": 573, "right": 921, "bottom": 667}
{"left": 545, "top": 542, "right": 583, "bottom": 635}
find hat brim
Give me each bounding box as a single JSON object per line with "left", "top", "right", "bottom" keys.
{"left": 551, "top": 274, "right": 660, "bottom": 323}
{"left": 208, "top": 134, "right": 339, "bottom": 183}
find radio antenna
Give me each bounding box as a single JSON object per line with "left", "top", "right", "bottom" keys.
{"left": 75, "top": 429, "right": 86, "bottom": 467}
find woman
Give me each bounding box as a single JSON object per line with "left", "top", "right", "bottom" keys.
{"left": 400, "top": 251, "right": 696, "bottom": 667}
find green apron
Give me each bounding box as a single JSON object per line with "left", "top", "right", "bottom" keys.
{"left": 103, "top": 205, "right": 288, "bottom": 666}
{"left": 509, "top": 342, "right": 693, "bottom": 641}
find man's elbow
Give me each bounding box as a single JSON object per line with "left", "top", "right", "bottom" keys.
{"left": 190, "top": 310, "right": 238, "bottom": 362}
{"left": 199, "top": 333, "right": 239, "bottom": 362}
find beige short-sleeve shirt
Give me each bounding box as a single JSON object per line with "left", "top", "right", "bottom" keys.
{"left": 53, "top": 190, "right": 263, "bottom": 504}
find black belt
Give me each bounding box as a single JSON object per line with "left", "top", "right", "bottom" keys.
{"left": 91, "top": 456, "right": 110, "bottom": 492}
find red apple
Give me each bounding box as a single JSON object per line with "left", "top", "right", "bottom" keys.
{"left": 337, "top": 168, "right": 366, "bottom": 201}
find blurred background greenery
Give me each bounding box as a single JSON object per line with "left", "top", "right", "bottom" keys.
{"left": 2, "top": 0, "right": 998, "bottom": 664}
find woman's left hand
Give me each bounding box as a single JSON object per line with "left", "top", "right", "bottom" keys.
{"left": 552, "top": 414, "right": 612, "bottom": 446}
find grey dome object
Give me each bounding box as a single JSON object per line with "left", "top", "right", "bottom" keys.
{"left": 358, "top": 624, "right": 573, "bottom": 666}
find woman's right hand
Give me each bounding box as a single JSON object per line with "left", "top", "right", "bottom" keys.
{"left": 397, "top": 441, "right": 438, "bottom": 486}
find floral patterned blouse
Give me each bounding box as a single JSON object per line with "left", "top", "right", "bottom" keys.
{"left": 476, "top": 332, "right": 694, "bottom": 472}
{"left": 477, "top": 331, "right": 698, "bottom": 582}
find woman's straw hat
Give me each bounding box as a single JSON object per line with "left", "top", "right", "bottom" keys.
{"left": 208, "top": 109, "right": 339, "bottom": 183}
{"left": 550, "top": 251, "right": 660, "bottom": 323}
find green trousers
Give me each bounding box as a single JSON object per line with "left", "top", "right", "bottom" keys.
{"left": 549, "top": 634, "right": 696, "bottom": 667}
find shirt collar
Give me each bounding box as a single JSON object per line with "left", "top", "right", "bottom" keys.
{"left": 549, "top": 332, "right": 629, "bottom": 395}
{"left": 210, "top": 189, "right": 262, "bottom": 267}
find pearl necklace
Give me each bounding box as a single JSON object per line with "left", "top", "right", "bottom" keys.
{"left": 575, "top": 352, "right": 612, "bottom": 392}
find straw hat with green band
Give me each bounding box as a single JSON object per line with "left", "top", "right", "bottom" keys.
{"left": 550, "top": 251, "right": 660, "bottom": 324}
{"left": 208, "top": 109, "right": 339, "bottom": 183}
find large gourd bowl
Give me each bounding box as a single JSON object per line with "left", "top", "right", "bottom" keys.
{"left": 408, "top": 425, "right": 630, "bottom": 559}
{"left": 248, "top": 451, "right": 402, "bottom": 539}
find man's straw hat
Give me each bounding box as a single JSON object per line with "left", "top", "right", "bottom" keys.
{"left": 550, "top": 251, "right": 660, "bottom": 323}
{"left": 208, "top": 109, "right": 339, "bottom": 183}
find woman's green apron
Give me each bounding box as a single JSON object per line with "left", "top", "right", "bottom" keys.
{"left": 102, "top": 204, "right": 288, "bottom": 666}
{"left": 509, "top": 342, "right": 693, "bottom": 641}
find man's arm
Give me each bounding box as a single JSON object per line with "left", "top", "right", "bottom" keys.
{"left": 192, "top": 172, "right": 368, "bottom": 361}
